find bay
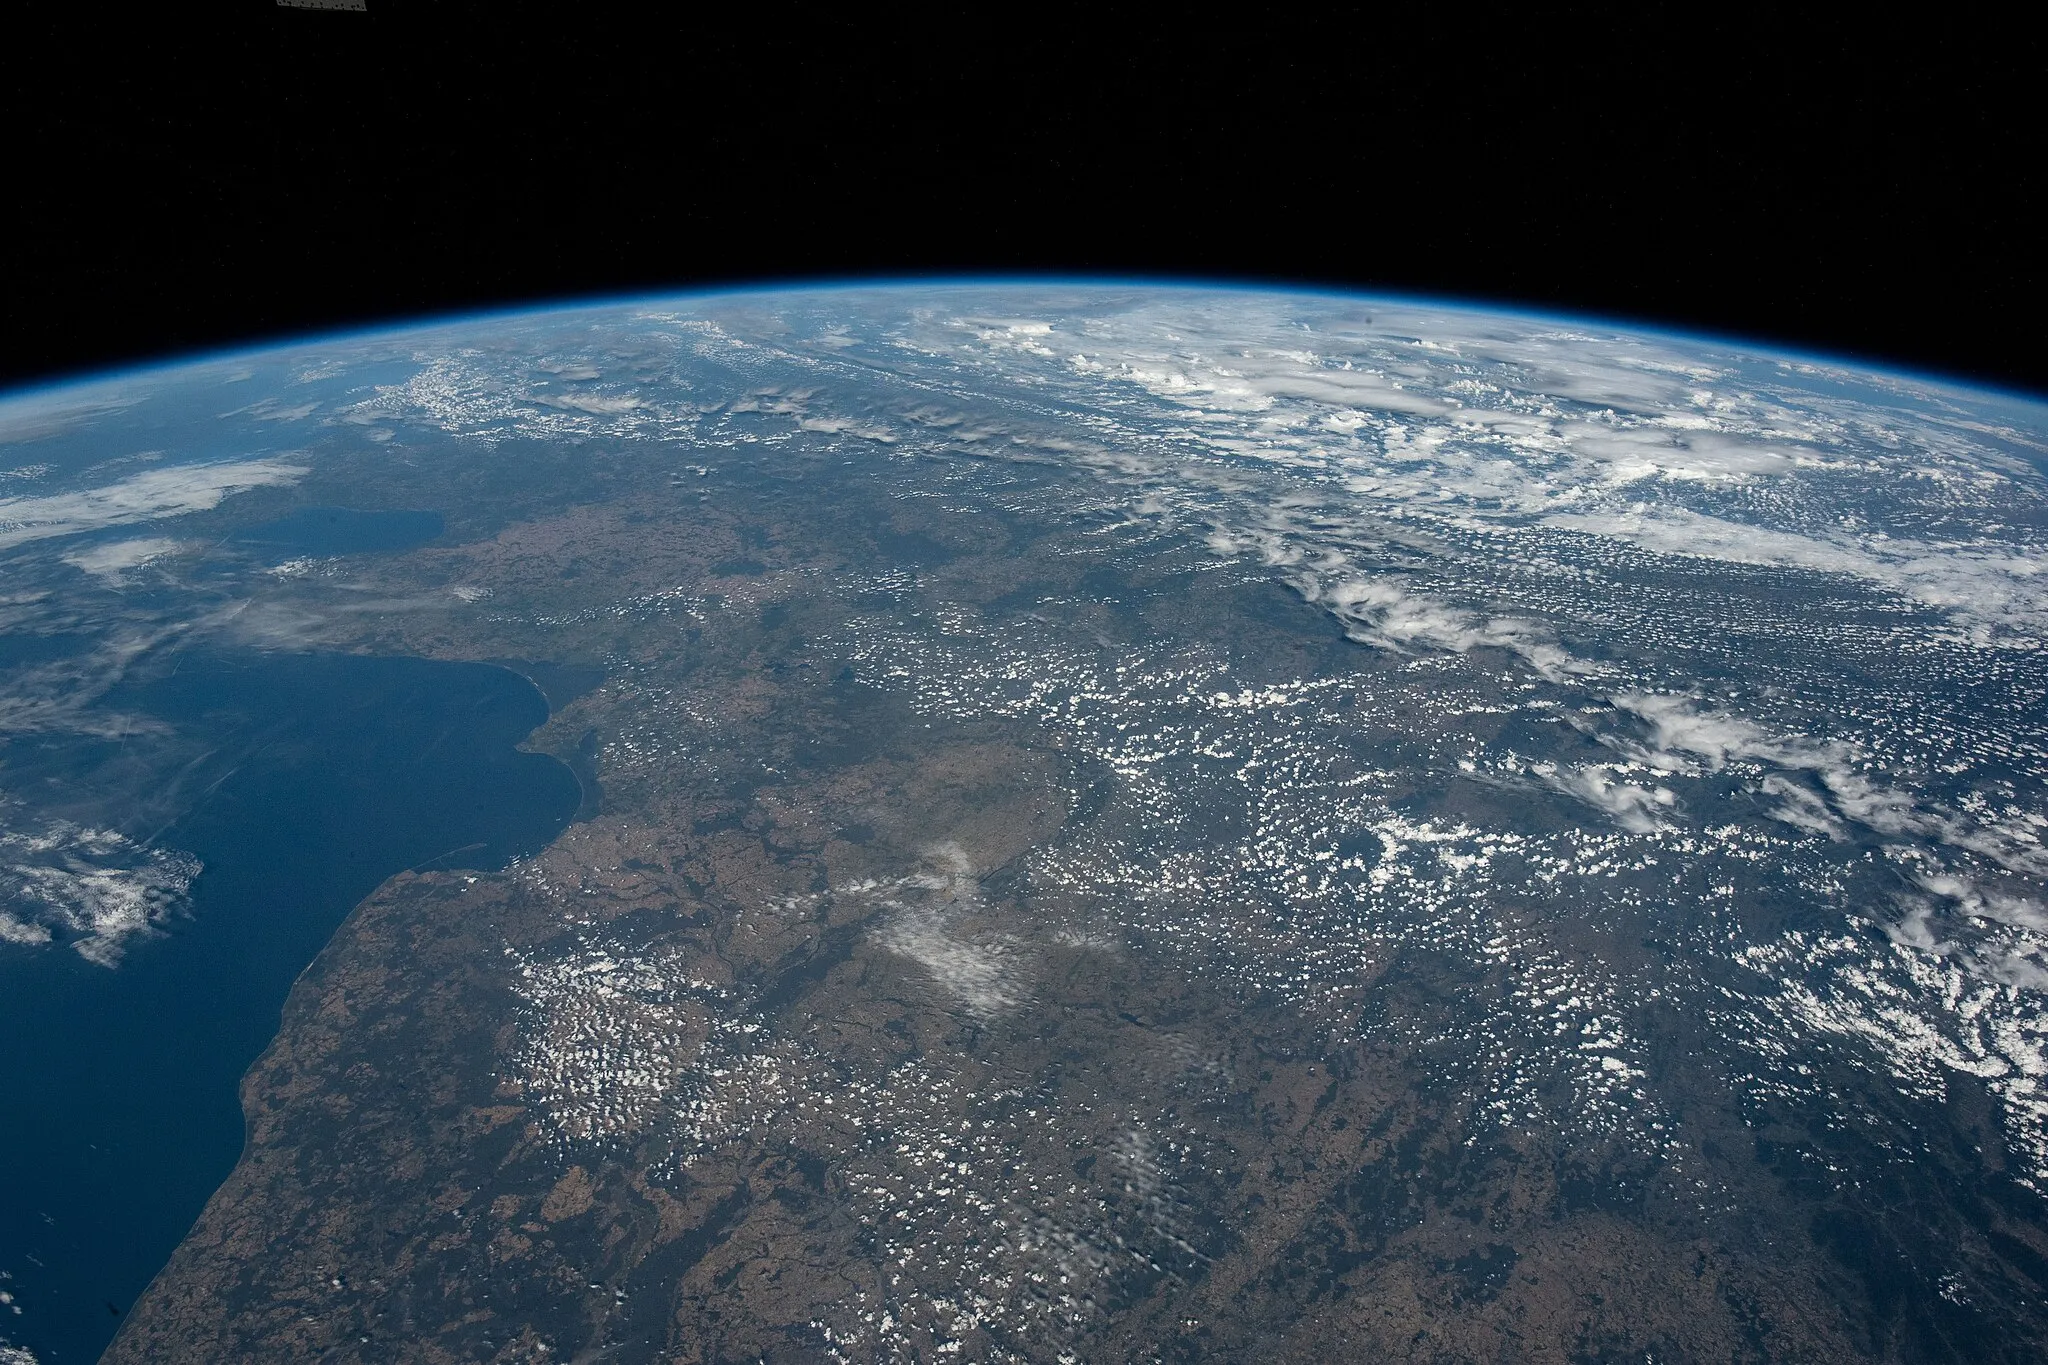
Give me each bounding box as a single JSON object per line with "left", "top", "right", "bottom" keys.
{"left": 0, "top": 652, "right": 578, "bottom": 1363}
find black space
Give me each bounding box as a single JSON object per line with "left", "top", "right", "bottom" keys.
{"left": 6, "top": 5, "right": 2043, "bottom": 395}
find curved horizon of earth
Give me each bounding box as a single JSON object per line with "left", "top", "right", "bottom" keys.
{"left": 0, "top": 282, "right": 2045, "bottom": 1363}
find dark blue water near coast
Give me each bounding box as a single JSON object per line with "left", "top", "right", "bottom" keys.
{"left": 0, "top": 653, "right": 579, "bottom": 1364}
{"left": 231, "top": 506, "right": 446, "bottom": 558}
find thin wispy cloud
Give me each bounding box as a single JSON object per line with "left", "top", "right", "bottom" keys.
{"left": 0, "top": 459, "right": 306, "bottom": 551}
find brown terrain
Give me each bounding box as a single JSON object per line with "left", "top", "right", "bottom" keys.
{"left": 102, "top": 461, "right": 1961, "bottom": 1363}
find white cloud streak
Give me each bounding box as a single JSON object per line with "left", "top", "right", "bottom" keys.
{"left": 0, "top": 459, "right": 306, "bottom": 551}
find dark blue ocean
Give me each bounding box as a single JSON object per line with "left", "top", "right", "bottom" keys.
{"left": 0, "top": 651, "right": 579, "bottom": 1363}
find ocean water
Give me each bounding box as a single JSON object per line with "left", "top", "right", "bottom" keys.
{"left": 0, "top": 653, "right": 579, "bottom": 1363}
{"left": 230, "top": 506, "right": 446, "bottom": 558}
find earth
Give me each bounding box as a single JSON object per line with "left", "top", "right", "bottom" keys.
{"left": 2, "top": 283, "right": 2047, "bottom": 1364}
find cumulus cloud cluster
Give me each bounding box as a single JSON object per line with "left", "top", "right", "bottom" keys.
{"left": 0, "top": 817, "right": 201, "bottom": 966}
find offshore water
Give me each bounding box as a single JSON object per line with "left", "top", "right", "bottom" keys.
{"left": 0, "top": 653, "right": 579, "bottom": 1363}
{"left": 230, "top": 506, "right": 446, "bottom": 558}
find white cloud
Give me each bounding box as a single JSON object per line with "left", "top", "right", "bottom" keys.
{"left": 1296, "top": 572, "right": 1583, "bottom": 678}
{"left": 875, "top": 844, "right": 1026, "bottom": 1018}
{"left": 60, "top": 536, "right": 186, "bottom": 581}
{"left": 1758, "top": 774, "right": 1847, "bottom": 839}
{"left": 894, "top": 291, "right": 2048, "bottom": 645}
{"left": 0, "top": 386, "right": 141, "bottom": 445}
{"left": 878, "top": 908, "right": 1024, "bottom": 1018}
{"left": 798, "top": 415, "right": 898, "bottom": 442}
{"left": 1548, "top": 421, "right": 1801, "bottom": 483}
{"left": 1612, "top": 691, "right": 1808, "bottom": 771}
{"left": 1548, "top": 507, "right": 2048, "bottom": 636}
{"left": 1918, "top": 873, "right": 2048, "bottom": 936}
{"left": 1543, "top": 765, "right": 1676, "bottom": 833}
{"left": 533, "top": 392, "right": 644, "bottom": 415}
{"left": 0, "top": 818, "right": 202, "bottom": 966}
{"left": 1613, "top": 692, "right": 2048, "bottom": 877}
{"left": 0, "top": 459, "right": 306, "bottom": 551}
